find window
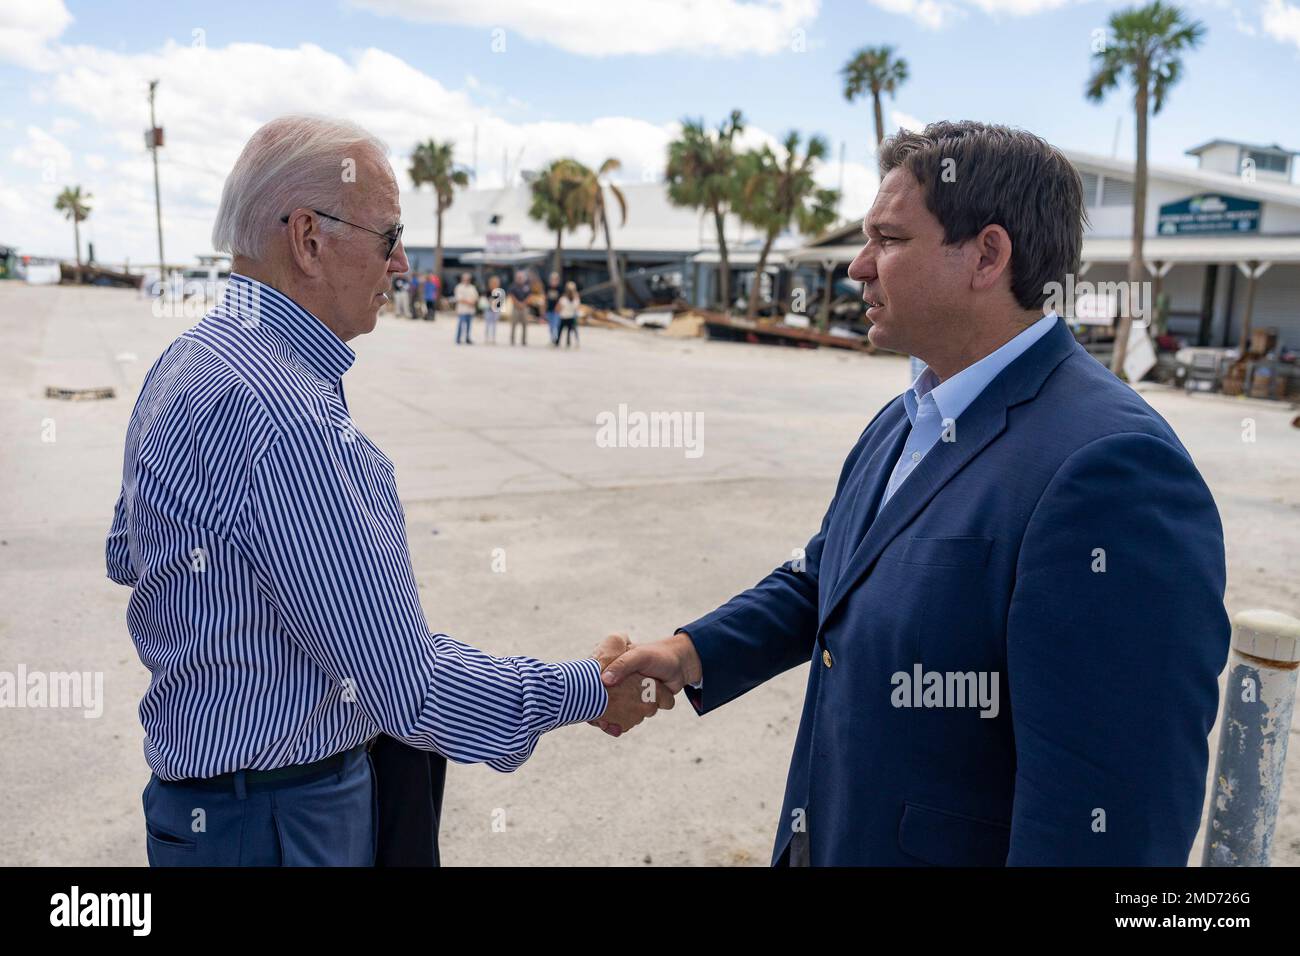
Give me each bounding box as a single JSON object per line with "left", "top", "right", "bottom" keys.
{"left": 1080, "top": 172, "right": 1100, "bottom": 207}
{"left": 1099, "top": 176, "right": 1133, "bottom": 206}
{"left": 1246, "top": 150, "right": 1289, "bottom": 174}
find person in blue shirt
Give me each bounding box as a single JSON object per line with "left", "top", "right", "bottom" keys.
{"left": 107, "top": 116, "right": 671, "bottom": 866}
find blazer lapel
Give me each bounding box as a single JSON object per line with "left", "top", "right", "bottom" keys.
{"left": 819, "top": 406, "right": 910, "bottom": 618}
{"left": 818, "top": 317, "right": 1080, "bottom": 634}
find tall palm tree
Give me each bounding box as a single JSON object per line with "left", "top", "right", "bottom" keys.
{"left": 54, "top": 185, "right": 92, "bottom": 281}
{"left": 409, "top": 139, "right": 470, "bottom": 279}
{"left": 841, "top": 46, "right": 909, "bottom": 148}
{"left": 564, "top": 158, "right": 628, "bottom": 313}
{"left": 1086, "top": 0, "right": 1204, "bottom": 376}
{"left": 666, "top": 110, "right": 745, "bottom": 311}
{"left": 733, "top": 132, "right": 840, "bottom": 321}
{"left": 528, "top": 158, "right": 585, "bottom": 276}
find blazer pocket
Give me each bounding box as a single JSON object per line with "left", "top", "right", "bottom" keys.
{"left": 901, "top": 536, "right": 993, "bottom": 568}
{"left": 898, "top": 801, "right": 1010, "bottom": 866}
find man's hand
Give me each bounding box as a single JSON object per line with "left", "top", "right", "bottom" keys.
{"left": 589, "top": 633, "right": 676, "bottom": 737}
{"left": 599, "top": 630, "right": 702, "bottom": 695}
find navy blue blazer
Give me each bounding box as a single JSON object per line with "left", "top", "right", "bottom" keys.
{"left": 682, "top": 317, "right": 1229, "bottom": 865}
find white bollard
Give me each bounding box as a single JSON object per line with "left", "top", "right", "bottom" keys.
{"left": 1202, "top": 609, "right": 1300, "bottom": 866}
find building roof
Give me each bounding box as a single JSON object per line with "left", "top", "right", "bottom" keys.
{"left": 400, "top": 181, "right": 770, "bottom": 255}
{"left": 1185, "top": 139, "right": 1299, "bottom": 158}
{"left": 1067, "top": 149, "right": 1300, "bottom": 205}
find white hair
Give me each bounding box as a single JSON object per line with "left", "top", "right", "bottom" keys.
{"left": 212, "top": 115, "right": 389, "bottom": 261}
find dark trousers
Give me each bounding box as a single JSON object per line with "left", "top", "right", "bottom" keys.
{"left": 560, "top": 317, "right": 578, "bottom": 346}
{"left": 142, "top": 745, "right": 375, "bottom": 866}
{"left": 369, "top": 735, "right": 448, "bottom": 867}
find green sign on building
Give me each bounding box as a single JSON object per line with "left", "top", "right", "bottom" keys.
{"left": 1157, "top": 194, "right": 1261, "bottom": 235}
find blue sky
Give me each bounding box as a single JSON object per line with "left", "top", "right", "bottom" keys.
{"left": 2, "top": 0, "right": 1298, "bottom": 265}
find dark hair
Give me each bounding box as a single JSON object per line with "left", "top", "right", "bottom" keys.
{"left": 877, "top": 121, "right": 1086, "bottom": 310}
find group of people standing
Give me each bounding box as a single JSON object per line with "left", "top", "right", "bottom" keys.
{"left": 397, "top": 269, "right": 581, "bottom": 349}
{"left": 390, "top": 271, "right": 440, "bottom": 320}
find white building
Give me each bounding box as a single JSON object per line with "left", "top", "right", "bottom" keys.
{"left": 399, "top": 180, "right": 798, "bottom": 308}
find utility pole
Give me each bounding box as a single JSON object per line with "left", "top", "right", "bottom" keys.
{"left": 837, "top": 140, "right": 846, "bottom": 222}
{"left": 147, "top": 80, "right": 166, "bottom": 279}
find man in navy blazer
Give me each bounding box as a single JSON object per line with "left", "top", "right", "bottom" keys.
{"left": 599, "top": 121, "right": 1230, "bottom": 866}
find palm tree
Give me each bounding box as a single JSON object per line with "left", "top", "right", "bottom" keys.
{"left": 733, "top": 132, "right": 840, "bottom": 321}
{"left": 54, "top": 185, "right": 92, "bottom": 281}
{"left": 1086, "top": 0, "right": 1204, "bottom": 376}
{"left": 841, "top": 46, "right": 909, "bottom": 148}
{"left": 409, "top": 139, "right": 470, "bottom": 279}
{"left": 666, "top": 110, "right": 745, "bottom": 311}
{"left": 564, "top": 158, "right": 628, "bottom": 313}
{"left": 528, "top": 158, "right": 585, "bottom": 276}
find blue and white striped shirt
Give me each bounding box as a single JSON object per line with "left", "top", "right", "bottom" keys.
{"left": 107, "top": 274, "right": 607, "bottom": 781}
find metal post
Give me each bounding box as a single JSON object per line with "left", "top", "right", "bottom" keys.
{"left": 148, "top": 80, "right": 165, "bottom": 280}
{"left": 1202, "top": 609, "right": 1300, "bottom": 866}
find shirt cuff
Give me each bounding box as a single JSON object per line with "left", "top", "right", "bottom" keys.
{"left": 554, "top": 658, "right": 608, "bottom": 727}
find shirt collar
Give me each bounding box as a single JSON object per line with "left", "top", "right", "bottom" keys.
{"left": 220, "top": 273, "right": 355, "bottom": 385}
{"left": 904, "top": 313, "right": 1060, "bottom": 425}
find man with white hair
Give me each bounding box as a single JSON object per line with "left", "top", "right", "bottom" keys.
{"left": 105, "top": 116, "right": 670, "bottom": 866}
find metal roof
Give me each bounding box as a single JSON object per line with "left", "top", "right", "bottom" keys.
{"left": 1185, "top": 139, "right": 1299, "bottom": 157}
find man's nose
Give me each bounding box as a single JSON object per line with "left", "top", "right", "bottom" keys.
{"left": 389, "top": 240, "right": 410, "bottom": 274}
{"left": 847, "top": 243, "right": 875, "bottom": 283}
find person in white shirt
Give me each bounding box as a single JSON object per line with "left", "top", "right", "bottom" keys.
{"left": 453, "top": 273, "right": 477, "bottom": 345}
{"left": 557, "top": 282, "right": 580, "bottom": 348}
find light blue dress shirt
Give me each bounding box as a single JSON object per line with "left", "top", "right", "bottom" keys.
{"left": 882, "top": 313, "right": 1059, "bottom": 506}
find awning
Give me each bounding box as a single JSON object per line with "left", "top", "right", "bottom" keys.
{"left": 1080, "top": 236, "right": 1300, "bottom": 264}
{"left": 690, "top": 250, "right": 788, "bottom": 266}
{"left": 457, "top": 250, "right": 547, "bottom": 266}
{"left": 786, "top": 244, "right": 861, "bottom": 265}
{"left": 786, "top": 235, "right": 1300, "bottom": 268}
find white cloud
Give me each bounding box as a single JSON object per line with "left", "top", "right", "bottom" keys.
{"left": 891, "top": 110, "right": 926, "bottom": 134}
{"left": 0, "top": 0, "right": 73, "bottom": 70}
{"left": 964, "top": 0, "right": 1071, "bottom": 15}
{"left": 11, "top": 125, "right": 72, "bottom": 175}
{"left": 866, "top": 0, "right": 1073, "bottom": 29}
{"left": 1230, "top": 3, "right": 1258, "bottom": 36}
{"left": 349, "top": 0, "right": 819, "bottom": 56}
{"left": 1262, "top": 0, "right": 1300, "bottom": 47}
{"left": 8, "top": 35, "right": 860, "bottom": 262}
{"left": 867, "top": 0, "right": 962, "bottom": 28}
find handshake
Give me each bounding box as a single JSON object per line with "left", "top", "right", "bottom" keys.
{"left": 587, "top": 631, "right": 703, "bottom": 737}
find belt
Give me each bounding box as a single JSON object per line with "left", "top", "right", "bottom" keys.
{"left": 167, "top": 742, "right": 371, "bottom": 793}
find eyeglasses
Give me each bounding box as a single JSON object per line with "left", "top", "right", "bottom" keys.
{"left": 280, "top": 208, "right": 404, "bottom": 260}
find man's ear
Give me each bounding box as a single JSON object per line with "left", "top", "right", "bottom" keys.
{"left": 283, "top": 209, "right": 326, "bottom": 279}
{"left": 969, "top": 223, "right": 1013, "bottom": 295}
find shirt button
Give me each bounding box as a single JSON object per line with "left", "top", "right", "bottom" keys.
{"left": 911, "top": 451, "right": 921, "bottom": 462}
{"left": 822, "top": 649, "right": 833, "bottom": 668}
